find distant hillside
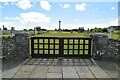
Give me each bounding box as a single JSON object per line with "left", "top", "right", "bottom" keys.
{"left": 110, "top": 26, "right": 120, "bottom": 30}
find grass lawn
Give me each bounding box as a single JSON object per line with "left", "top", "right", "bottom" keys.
{"left": 0, "top": 34, "right": 11, "bottom": 36}
{"left": 107, "top": 33, "right": 120, "bottom": 39}
{"left": 31, "top": 31, "right": 86, "bottom": 37}
{"left": 31, "top": 31, "right": 120, "bottom": 39}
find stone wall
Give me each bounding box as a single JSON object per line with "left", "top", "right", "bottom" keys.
{"left": 92, "top": 39, "right": 120, "bottom": 60}
{"left": 2, "top": 36, "right": 15, "bottom": 58}
{"left": 1, "top": 33, "right": 30, "bottom": 59}
{"left": 105, "top": 39, "right": 120, "bottom": 58}
{"left": 0, "top": 37, "right": 2, "bottom": 58}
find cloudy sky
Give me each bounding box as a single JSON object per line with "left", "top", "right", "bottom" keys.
{"left": 0, "top": 0, "right": 118, "bottom": 30}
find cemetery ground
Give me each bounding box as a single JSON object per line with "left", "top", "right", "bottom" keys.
{"left": 1, "top": 30, "right": 119, "bottom": 79}
{"left": 0, "top": 30, "right": 119, "bottom": 39}
{"left": 31, "top": 31, "right": 120, "bottom": 39}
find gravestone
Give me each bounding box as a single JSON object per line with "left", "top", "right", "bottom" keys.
{"left": 10, "top": 27, "right": 15, "bottom": 34}
{"left": 109, "top": 26, "right": 114, "bottom": 38}
{"left": 78, "top": 27, "right": 84, "bottom": 33}
{"left": 15, "top": 32, "right": 30, "bottom": 58}
{"left": 16, "top": 35, "right": 25, "bottom": 43}
{"left": 92, "top": 33, "right": 108, "bottom": 60}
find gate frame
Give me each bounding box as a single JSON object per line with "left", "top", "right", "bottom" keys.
{"left": 31, "top": 37, "right": 92, "bottom": 58}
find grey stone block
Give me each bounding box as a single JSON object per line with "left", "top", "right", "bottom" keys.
{"left": 2, "top": 32, "right": 30, "bottom": 59}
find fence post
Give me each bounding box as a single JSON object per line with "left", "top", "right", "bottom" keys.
{"left": 31, "top": 37, "right": 34, "bottom": 57}
{"left": 88, "top": 39, "right": 92, "bottom": 57}
{"left": 59, "top": 38, "right": 64, "bottom": 57}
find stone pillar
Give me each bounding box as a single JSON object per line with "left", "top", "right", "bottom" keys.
{"left": 58, "top": 21, "right": 62, "bottom": 32}
{"left": 0, "top": 36, "right": 2, "bottom": 58}
{"left": 15, "top": 32, "right": 30, "bottom": 59}
{"left": 0, "top": 36, "right": 2, "bottom": 78}
{"left": 59, "top": 21, "right": 61, "bottom": 30}
{"left": 0, "top": 37, "right": 2, "bottom": 75}
{"left": 92, "top": 33, "right": 108, "bottom": 60}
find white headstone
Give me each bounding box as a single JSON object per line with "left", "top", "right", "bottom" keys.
{"left": 109, "top": 27, "right": 114, "bottom": 38}
{"left": 0, "top": 30, "right": 2, "bottom": 34}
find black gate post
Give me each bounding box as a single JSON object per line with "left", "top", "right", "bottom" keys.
{"left": 88, "top": 38, "right": 92, "bottom": 57}
{"left": 31, "top": 37, "right": 34, "bottom": 57}
{"left": 59, "top": 38, "right": 64, "bottom": 57}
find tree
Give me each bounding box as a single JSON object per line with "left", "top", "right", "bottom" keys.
{"left": 72, "top": 29, "right": 78, "bottom": 31}
{"left": 11, "top": 27, "right": 15, "bottom": 30}
{"left": 41, "top": 29, "right": 47, "bottom": 31}
{"left": 23, "top": 29, "right": 27, "bottom": 31}
{"left": 90, "top": 29, "right": 94, "bottom": 32}
{"left": 35, "top": 26, "right": 41, "bottom": 31}
{"left": 102, "top": 28, "right": 108, "bottom": 32}
{"left": 63, "top": 29, "right": 71, "bottom": 32}
{"left": 29, "top": 29, "right": 33, "bottom": 31}
{"left": 55, "top": 29, "right": 57, "bottom": 31}
{"left": 3, "top": 27, "right": 7, "bottom": 30}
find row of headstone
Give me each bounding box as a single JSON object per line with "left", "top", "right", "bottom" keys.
{"left": 2, "top": 30, "right": 19, "bottom": 34}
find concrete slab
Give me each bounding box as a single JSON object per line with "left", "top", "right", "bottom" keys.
{"left": 63, "top": 66, "right": 79, "bottom": 78}
{"left": 47, "top": 73, "right": 62, "bottom": 78}
{"left": 88, "top": 66, "right": 111, "bottom": 78}
{"left": 13, "top": 71, "right": 31, "bottom": 78}
{"left": 48, "top": 66, "right": 62, "bottom": 73}
{"left": 29, "top": 66, "right": 48, "bottom": 78}
{"left": 19, "top": 65, "right": 35, "bottom": 72}
{"left": 2, "top": 66, "right": 22, "bottom": 78}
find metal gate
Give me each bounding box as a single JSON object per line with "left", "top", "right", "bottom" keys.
{"left": 31, "top": 37, "right": 92, "bottom": 58}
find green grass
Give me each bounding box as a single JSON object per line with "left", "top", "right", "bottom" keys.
{"left": 0, "top": 34, "right": 11, "bottom": 36}
{"left": 32, "top": 31, "right": 120, "bottom": 39}
{"left": 107, "top": 33, "right": 120, "bottom": 39}
{"left": 31, "top": 31, "right": 86, "bottom": 37}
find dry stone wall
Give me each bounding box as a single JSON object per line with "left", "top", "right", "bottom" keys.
{"left": 0, "top": 37, "right": 2, "bottom": 58}
{"left": 1, "top": 33, "right": 30, "bottom": 59}
{"left": 92, "top": 39, "right": 120, "bottom": 60}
